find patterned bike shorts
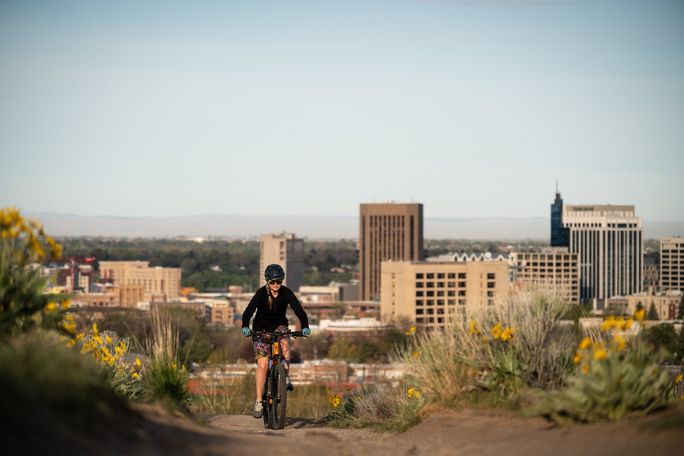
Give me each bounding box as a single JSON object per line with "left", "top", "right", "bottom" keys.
{"left": 252, "top": 325, "right": 290, "bottom": 360}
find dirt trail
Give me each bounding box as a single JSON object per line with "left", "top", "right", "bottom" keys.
{"left": 16, "top": 403, "right": 683, "bottom": 455}
{"left": 204, "top": 405, "right": 684, "bottom": 456}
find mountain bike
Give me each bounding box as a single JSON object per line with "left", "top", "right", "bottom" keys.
{"left": 252, "top": 329, "right": 307, "bottom": 430}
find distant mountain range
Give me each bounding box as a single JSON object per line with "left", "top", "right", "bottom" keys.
{"left": 29, "top": 213, "right": 684, "bottom": 240}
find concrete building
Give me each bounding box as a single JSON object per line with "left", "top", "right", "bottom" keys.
{"left": 103, "top": 284, "right": 145, "bottom": 308}
{"left": 259, "top": 232, "right": 304, "bottom": 292}
{"left": 71, "top": 292, "right": 119, "bottom": 308}
{"left": 360, "top": 203, "right": 423, "bottom": 301}
{"left": 661, "top": 237, "right": 684, "bottom": 292}
{"left": 551, "top": 193, "right": 643, "bottom": 306}
{"left": 380, "top": 260, "right": 509, "bottom": 329}
{"left": 206, "top": 300, "right": 235, "bottom": 326}
{"left": 99, "top": 261, "right": 181, "bottom": 301}
{"left": 606, "top": 290, "right": 682, "bottom": 320}
{"left": 509, "top": 248, "right": 580, "bottom": 305}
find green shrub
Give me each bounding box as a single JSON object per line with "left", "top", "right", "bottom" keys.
{"left": 0, "top": 331, "right": 129, "bottom": 433}
{"left": 1, "top": 208, "right": 66, "bottom": 338}
{"left": 146, "top": 356, "right": 191, "bottom": 407}
{"left": 539, "top": 315, "right": 675, "bottom": 423}
{"left": 143, "top": 307, "right": 191, "bottom": 408}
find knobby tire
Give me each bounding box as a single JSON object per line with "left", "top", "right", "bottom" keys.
{"left": 275, "top": 364, "right": 288, "bottom": 429}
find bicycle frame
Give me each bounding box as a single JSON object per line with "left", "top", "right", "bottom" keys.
{"left": 252, "top": 329, "right": 306, "bottom": 430}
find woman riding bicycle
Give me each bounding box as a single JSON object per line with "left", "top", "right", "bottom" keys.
{"left": 241, "top": 263, "right": 311, "bottom": 418}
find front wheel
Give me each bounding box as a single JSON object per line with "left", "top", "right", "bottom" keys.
{"left": 274, "top": 364, "right": 288, "bottom": 429}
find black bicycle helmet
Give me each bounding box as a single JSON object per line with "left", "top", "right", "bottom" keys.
{"left": 264, "top": 264, "right": 285, "bottom": 281}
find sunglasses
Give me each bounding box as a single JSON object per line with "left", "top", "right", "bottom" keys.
{"left": 268, "top": 280, "right": 283, "bottom": 285}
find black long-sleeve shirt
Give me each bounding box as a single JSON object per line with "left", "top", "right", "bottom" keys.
{"left": 241, "top": 285, "right": 309, "bottom": 333}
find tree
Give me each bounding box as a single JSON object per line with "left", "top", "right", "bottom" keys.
{"left": 643, "top": 324, "right": 681, "bottom": 362}
{"left": 647, "top": 303, "right": 659, "bottom": 321}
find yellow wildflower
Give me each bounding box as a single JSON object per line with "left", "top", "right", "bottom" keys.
{"left": 92, "top": 323, "right": 99, "bottom": 335}
{"left": 135, "top": 357, "right": 142, "bottom": 368}
{"left": 491, "top": 323, "right": 503, "bottom": 340}
{"left": 132, "top": 372, "right": 139, "bottom": 379}
{"left": 674, "top": 374, "right": 683, "bottom": 384}
{"left": 573, "top": 353, "right": 581, "bottom": 364}
{"left": 411, "top": 351, "right": 420, "bottom": 360}
{"left": 468, "top": 321, "right": 480, "bottom": 335}
{"left": 581, "top": 364, "right": 590, "bottom": 374}
{"left": 407, "top": 387, "right": 422, "bottom": 399}
{"left": 622, "top": 318, "right": 633, "bottom": 330}
{"left": 634, "top": 309, "right": 646, "bottom": 322}
{"left": 329, "top": 395, "right": 342, "bottom": 408}
{"left": 600, "top": 316, "right": 615, "bottom": 332}
{"left": 404, "top": 325, "right": 417, "bottom": 336}
{"left": 578, "top": 337, "right": 591, "bottom": 350}
{"left": 612, "top": 335, "right": 627, "bottom": 351}
{"left": 45, "top": 302, "right": 58, "bottom": 312}
{"left": 66, "top": 339, "right": 76, "bottom": 348}
{"left": 501, "top": 327, "right": 514, "bottom": 342}
{"left": 105, "top": 335, "right": 113, "bottom": 345}
{"left": 593, "top": 348, "right": 608, "bottom": 361}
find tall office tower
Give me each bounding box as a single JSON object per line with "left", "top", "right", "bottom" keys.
{"left": 259, "top": 232, "right": 304, "bottom": 292}
{"left": 660, "top": 237, "right": 683, "bottom": 292}
{"left": 550, "top": 190, "right": 569, "bottom": 247}
{"left": 359, "top": 203, "right": 423, "bottom": 301}
{"left": 560, "top": 204, "right": 642, "bottom": 304}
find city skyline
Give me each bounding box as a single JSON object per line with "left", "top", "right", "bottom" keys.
{"left": 1, "top": 1, "right": 683, "bottom": 221}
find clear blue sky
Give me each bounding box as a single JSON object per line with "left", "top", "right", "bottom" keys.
{"left": 1, "top": 0, "right": 683, "bottom": 220}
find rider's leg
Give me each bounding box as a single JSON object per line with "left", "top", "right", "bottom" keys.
{"left": 255, "top": 356, "right": 268, "bottom": 402}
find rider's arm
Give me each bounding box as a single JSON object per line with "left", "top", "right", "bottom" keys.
{"left": 241, "top": 289, "right": 261, "bottom": 328}
{"left": 287, "top": 288, "right": 310, "bottom": 330}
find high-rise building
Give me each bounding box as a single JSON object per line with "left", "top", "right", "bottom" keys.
{"left": 380, "top": 260, "right": 509, "bottom": 329}
{"left": 660, "top": 237, "right": 684, "bottom": 292}
{"left": 643, "top": 253, "right": 660, "bottom": 292}
{"left": 359, "top": 203, "right": 423, "bottom": 301}
{"left": 99, "top": 261, "right": 181, "bottom": 301}
{"left": 551, "top": 196, "right": 643, "bottom": 305}
{"left": 259, "top": 232, "right": 304, "bottom": 292}
{"left": 510, "top": 248, "right": 580, "bottom": 304}
{"left": 550, "top": 190, "right": 569, "bottom": 247}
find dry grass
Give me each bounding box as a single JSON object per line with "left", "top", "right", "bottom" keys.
{"left": 395, "top": 288, "right": 577, "bottom": 406}
{"left": 191, "top": 373, "right": 332, "bottom": 419}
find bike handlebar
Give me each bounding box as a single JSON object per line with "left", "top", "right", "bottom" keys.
{"left": 249, "top": 330, "right": 308, "bottom": 339}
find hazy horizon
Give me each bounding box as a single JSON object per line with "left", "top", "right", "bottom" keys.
{"left": 29, "top": 211, "right": 684, "bottom": 240}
